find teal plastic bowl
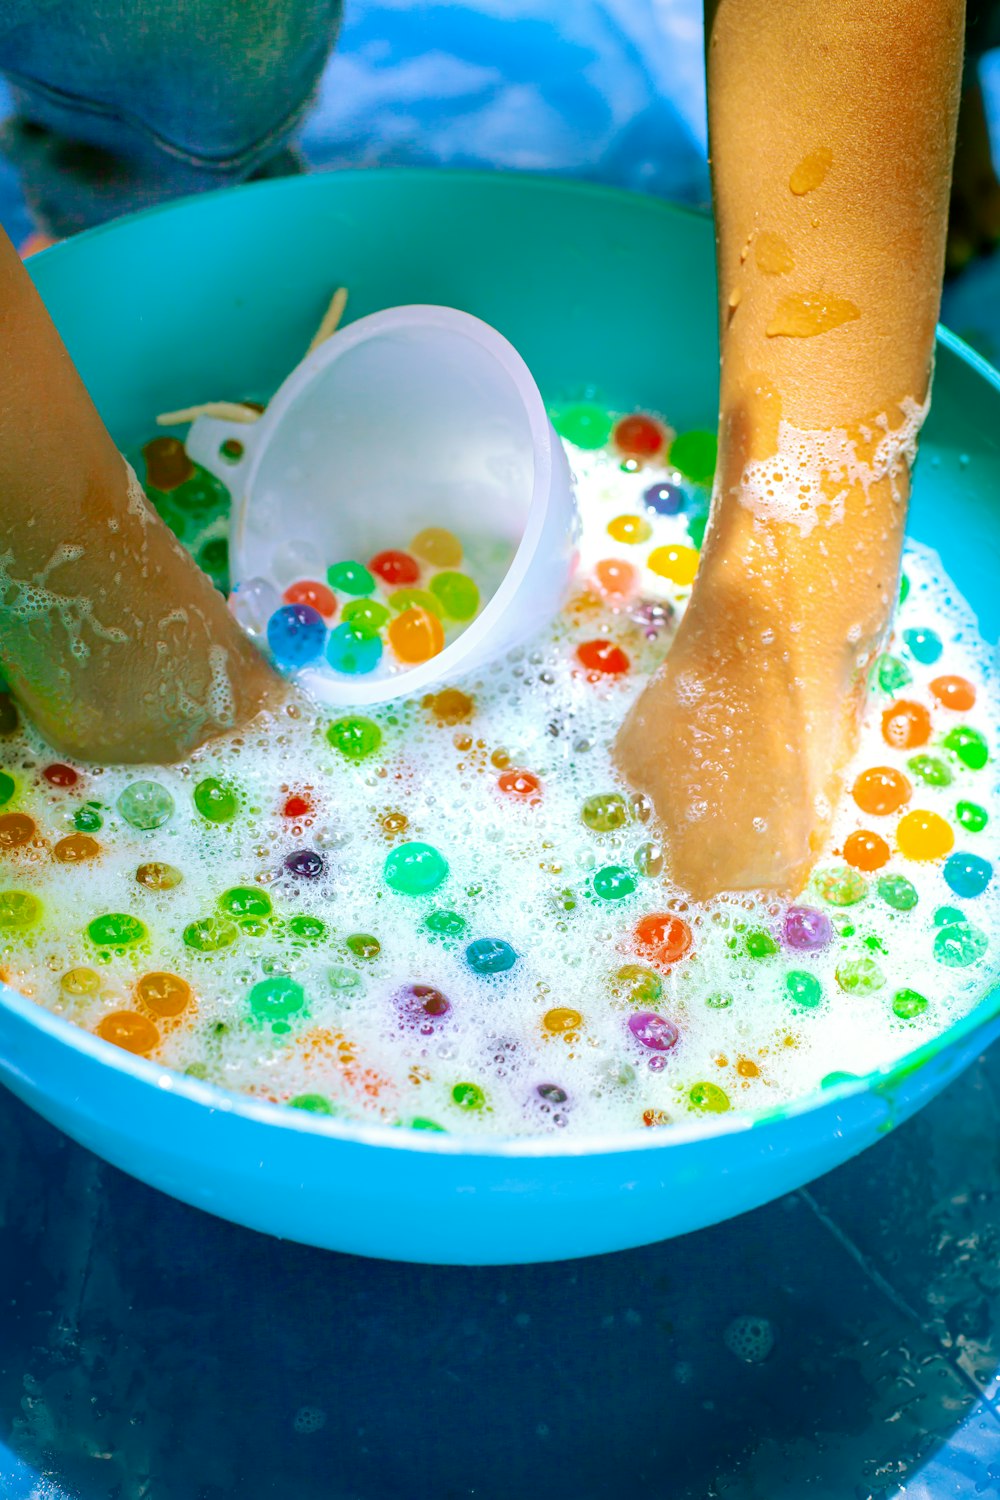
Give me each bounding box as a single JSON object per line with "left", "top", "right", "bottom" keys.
{"left": 2, "top": 170, "right": 998, "bottom": 1264}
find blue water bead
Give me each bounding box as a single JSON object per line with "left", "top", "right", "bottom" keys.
{"left": 266, "top": 603, "right": 326, "bottom": 667}
{"left": 902, "top": 627, "right": 942, "bottom": 665}
{"left": 643, "top": 481, "right": 685, "bottom": 516}
{"left": 943, "top": 851, "right": 993, "bottom": 899}
{"left": 326, "top": 622, "right": 383, "bottom": 675}
{"left": 465, "top": 938, "right": 518, "bottom": 975}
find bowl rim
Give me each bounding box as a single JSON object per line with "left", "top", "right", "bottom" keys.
{"left": 12, "top": 169, "right": 1000, "bottom": 1161}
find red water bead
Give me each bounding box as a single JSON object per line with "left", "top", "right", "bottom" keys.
{"left": 634, "top": 913, "right": 693, "bottom": 967}
{"left": 929, "top": 675, "right": 976, "bottom": 712}
{"left": 842, "top": 829, "right": 890, "bottom": 872}
{"left": 577, "top": 639, "right": 630, "bottom": 677}
{"left": 42, "top": 763, "right": 79, "bottom": 788}
{"left": 881, "top": 700, "right": 931, "bottom": 750}
{"left": 283, "top": 794, "right": 312, "bottom": 819}
{"left": 613, "top": 414, "right": 665, "bottom": 458}
{"left": 369, "top": 550, "right": 420, "bottom": 587}
{"left": 284, "top": 579, "right": 337, "bottom": 618}
{"left": 498, "top": 769, "right": 542, "bottom": 800}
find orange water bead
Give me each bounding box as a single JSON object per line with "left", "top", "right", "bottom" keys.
{"left": 53, "top": 833, "right": 100, "bottom": 863}
{"left": 881, "top": 700, "right": 931, "bottom": 750}
{"left": 0, "top": 813, "right": 36, "bottom": 849}
{"left": 427, "top": 688, "right": 474, "bottom": 723}
{"left": 929, "top": 675, "right": 976, "bottom": 712}
{"left": 284, "top": 579, "right": 337, "bottom": 617}
{"left": 388, "top": 606, "right": 445, "bottom": 664}
{"left": 97, "top": 1010, "right": 160, "bottom": 1056}
{"left": 736, "top": 1058, "right": 760, "bottom": 1079}
{"left": 576, "top": 639, "right": 630, "bottom": 677}
{"left": 593, "top": 557, "right": 638, "bottom": 601}
{"left": 607, "top": 514, "right": 652, "bottom": 545}
{"left": 135, "top": 971, "right": 192, "bottom": 1018}
{"left": 852, "top": 765, "right": 912, "bottom": 817}
{"left": 542, "top": 1006, "right": 582, "bottom": 1034}
{"left": 843, "top": 829, "right": 890, "bottom": 872}
{"left": 135, "top": 861, "right": 183, "bottom": 890}
{"left": 896, "top": 809, "right": 954, "bottom": 861}
{"left": 498, "top": 769, "right": 542, "bottom": 800}
{"left": 613, "top": 414, "right": 666, "bottom": 458}
{"left": 634, "top": 913, "right": 693, "bottom": 967}
{"left": 283, "top": 793, "right": 312, "bottom": 819}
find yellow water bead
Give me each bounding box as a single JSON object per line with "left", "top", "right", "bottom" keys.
{"left": 61, "top": 966, "right": 102, "bottom": 997}
{"left": 896, "top": 809, "right": 954, "bottom": 862}
{"left": 648, "top": 544, "right": 700, "bottom": 586}
{"left": 410, "top": 527, "right": 463, "bottom": 568}
{"left": 542, "top": 1006, "right": 583, "bottom": 1035}
{"left": 607, "top": 513, "right": 652, "bottom": 545}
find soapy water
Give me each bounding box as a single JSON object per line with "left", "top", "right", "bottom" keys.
{"left": 0, "top": 407, "right": 997, "bottom": 1139}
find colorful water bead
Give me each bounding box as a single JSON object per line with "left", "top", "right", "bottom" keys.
{"left": 284, "top": 579, "right": 337, "bottom": 618}
{"left": 248, "top": 975, "right": 307, "bottom": 1033}
{"left": 290, "top": 1094, "right": 337, "bottom": 1115}
{"left": 843, "top": 830, "right": 890, "bottom": 872}
{"left": 782, "top": 906, "right": 833, "bottom": 952}
{"left": 88, "top": 913, "right": 147, "bottom": 947}
{"left": 613, "top": 965, "right": 663, "bottom": 1005}
{"left": 498, "top": 769, "right": 542, "bottom": 801}
{"left": 143, "top": 434, "right": 194, "bottom": 492}
{"left": 593, "top": 866, "right": 637, "bottom": 900}
{"left": 0, "top": 812, "right": 35, "bottom": 849}
{"left": 194, "top": 777, "right": 238, "bottom": 824}
{"left": 0, "top": 771, "right": 13, "bottom": 806}
{"left": 934, "top": 920, "right": 988, "bottom": 967}
{"left": 53, "top": 833, "right": 99, "bottom": 864}
{"left": 852, "top": 766, "right": 911, "bottom": 817}
{"left": 327, "top": 560, "right": 375, "bottom": 596}
{"left": 902, "top": 626, "right": 942, "bottom": 664}
{"left": 136, "top": 971, "right": 192, "bottom": 1018}
{"left": 643, "top": 481, "right": 685, "bottom": 515}
{"left": 229, "top": 576, "right": 281, "bottom": 641}
{"left": 98, "top": 1011, "right": 160, "bottom": 1055}
{"left": 835, "top": 957, "right": 885, "bottom": 994}
{"left": 0, "top": 891, "right": 41, "bottom": 928}
{"left": 943, "top": 852, "right": 993, "bottom": 898}
{"left": 670, "top": 429, "right": 717, "bottom": 484}
{"left": 283, "top": 849, "right": 326, "bottom": 880}
{"left": 896, "top": 809, "right": 954, "bottom": 861}
{"left": 117, "top": 780, "right": 175, "bottom": 830}
{"left": 745, "top": 929, "right": 778, "bottom": 958}
{"left": 907, "top": 754, "right": 953, "bottom": 788}
{"left": 0, "top": 693, "right": 19, "bottom": 737}
{"left": 343, "top": 598, "right": 391, "bottom": 634}
{"left": 576, "top": 640, "right": 630, "bottom": 676}
{"left": 346, "top": 933, "right": 381, "bottom": 959}
{"left": 881, "top": 700, "right": 931, "bottom": 750}
{"left": 326, "top": 716, "right": 382, "bottom": 761}
{"left": 892, "top": 988, "right": 928, "bottom": 1020}
{"left": 452, "top": 1081, "right": 486, "bottom": 1110}
{"left": 543, "top": 1007, "right": 582, "bottom": 1035}
{"left": 581, "top": 792, "right": 628, "bottom": 831}
{"left": 814, "top": 866, "right": 867, "bottom": 906}
{"left": 876, "top": 656, "right": 912, "bottom": 694}
{"left": 74, "top": 805, "right": 103, "bottom": 833}
{"left": 607, "top": 513, "right": 652, "bottom": 545}
{"left": 266, "top": 602, "right": 327, "bottom": 667}
{"left": 396, "top": 984, "right": 452, "bottom": 1034}
{"left": 136, "top": 861, "right": 183, "bottom": 890}
{"left": 633, "top": 840, "right": 665, "bottom": 877}
{"left": 218, "top": 886, "right": 273, "bottom": 922}
{"left": 688, "top": 1081, "right": 730, "bottom": 1113}
{"left": 633, "top": 913, "right": 693, "bottom": 966}
{"left": 183, "top": 915, "right": 238, "bottom": 952}
{"left": 956, "top": 800, "right": 989, "bottom": 833}
{"left": 42, "top": 762, "right": 79, "bottom": 788}
{"left": 785, "top": 971, "right": 823, "bottom": 1008}
{"left": 369, "top": 550, "right": 420, "bottom": 587}
{"left": 930, "top": 675, "right": 976, "bottom": 712}
{"left": 648, "top": 544, "right": 699, "bottom": 586}
{"left": 429, "top": 571, "right": 480, "bottom": 621}
{"left": 614, "top": 414, "right": 666, "bottom": 459}
{"left": 425, "top": 908, "right": 467, "bottom": 937}
{"left": 61, "top": 967, "right": 101, "bottom": 998}
{"left": 943, "top": 725, "right": 989, "bottom": 770}
{"left": 326, "top": 622, "right": 383, "bottom": 675}
{"left": 628, "top": 1011, "right": 679, "bottom": 1052}
{"left": 411, "top": 527, "right": 463, "bottom": 567}
{"left": 388, "top": 606, "right": 445, "bottom": 664}
{"left": 384, "top": 842, "right": 449, "bottom": 895}
{"left": 465, "top": 937, "right": 518, "bottom": 975}
{"left": 594, "top": 557, "right": 639, "bottom": 601}
{"left": 877, "top": 874, "right": 919, "bottom": 911}
{"left": 553, "top": 402, "right": 613, "bottom": 450}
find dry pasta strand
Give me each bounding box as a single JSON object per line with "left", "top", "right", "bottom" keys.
{"left": 307, "top": 287, "right": 349, "bottom": 353}
{"left": 156, "top": 401, "right": 262, "bottom": 427}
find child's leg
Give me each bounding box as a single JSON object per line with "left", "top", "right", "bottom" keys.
{"left": 0, "top": 0, "right": 343, "bottom": 233}
{"left": 616, "top": 0, "right": 964, "bottom": 899}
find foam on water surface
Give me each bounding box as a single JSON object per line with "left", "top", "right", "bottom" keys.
{"left": 0, "top": 418, "right": 998, "bottom": 1140}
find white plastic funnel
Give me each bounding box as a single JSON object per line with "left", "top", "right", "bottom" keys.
{"left": 185, "top": 306, "right": 577, "bottom": 706}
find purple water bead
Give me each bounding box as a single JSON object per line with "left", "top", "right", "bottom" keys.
{"left": 630, "top": 599, "right": 675, "bottom": 639}
{"left": 537, "top": 1082, "right": 568, "bottom": 1104}
{"left": 283, "top": 848, "right": 326, "bottom": 880}
{"left": 628, "top": 1010, "right": 679, "bottom": 1052}
{"left": 395, "top": 983, "right": 451, "bottom": 1034}
{"left": 644, "top": 481, "right": 685, "bottom": 516}
{"left": 782, "top": 905, "right": 833, "bottom": 953}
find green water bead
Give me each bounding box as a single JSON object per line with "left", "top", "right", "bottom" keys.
{"left": 0, "top": 771, "right": 13, "bottom": 806}
{"left": 934, "top": 920, "right": 989, "bottom": 967}
{"left": 248, "top": 975, "right": 306, "bottom": 1032}
{"left": 429, "top": 571, "right": 480, "bottom": 621}
{"left": 326, "top": 716, "right": 382, "bottom": 761}
{"left": 384, "top": 841, "right": 449, "bottom": 895}
{"left": 933, "top": 905, "right": 964, "bottom": 926}
{"left": 785, "top": 971, "right": 822, "bottom": 1008}
{"left": 117, "top": 779, "right": 175, "bottom": 830}
{"left": 346, "top": 932, "right": 381, "bottom": 959}
{"left": 877, "top": 655, "right": 912, "bottom": 694}
{"left": 670, "top": 429, "right": 717, "bottom": 484}
{"left": 193, "top": 777, "right": 238, "bottom": 824}
{"left": 342, "top": 598, "right": 391, "bottom": 632}
{"left": 593, "top": 865, "right": 637, "bottom": 900}
{"left": 328, "top": 964, "right": 362, "bottom": 991}
{"left": 218, "top": 886, "right": 272, "bottom": 919}
{"left": 388, "top": 587, "right": 443, "bottom": 619}
{"left": 899, "top": 573, "right": 910, "bottom": 603}
{"left": 451, "top": 1081, "right": 486, "bottom": 1110}
{"left": 581, "top": 792, "right": 629, "bottom": 833}
{"left": 745, "top": 929, "right": 778, "bottom": 959}
{"left": 705, "top": 992, "right": 734, "bottom": 1010}
{"left": 73, "top": 804, "right": 103, "bottom": 833}
{"left": 835, "top": 957, "right": 886, "bottom": 995}
{"left": 183, "top": 915, "right": 239, "bottom": 953}
{"left": 892, "top": 988, "right": 928, "bottom": 1020}
{"left": 327, "top": 560, "right": 375, "bottom": 595}
{"left": 633, "top": 841, "right": 665, "bottom": 878}
{"left": 943, "top": 725, "right": 989, "bottom": 771}
{"left": 289, "top": 1093, "right": 336, "bottom": 1115}
{"left": 172, "top": 467, "right": 230, "bottom": 516}
{"left": 408, "top": 1117, "right": 447, "bottom": 1132}
{"left": 553, "top": 402, "right": 613, "bottom": 450}
{"left": 289, "top": 914, "right": 327, "bottom": 942}
{"left": 687, "top": 511, "right": 709, "bottom": 549}
{"left": 821, "top": 1071, "right": 861, "bottom": 1089}
{"left": 877, "top": 874, "right": 918, "bottom": 912}
{"left": 0, "top": 891, "right": 41, "bottom": 929}
{"left": 815, "top": 866, "right": 868, "bottom": 906}
{"left": 88, "top": 912, "right": 147, "bottom": 947}
{"left": 907, "top": 754, "right": 952, "bottom": 788}
{"left": 689, "top": 1081, "right": 731, "bottom": 1113}
{"left": 425, "top": 908, "right": 467, "bottom": 936}
{"left": 613, "top": 964, "right": 663, "bottom": 1006}
{"left": 956, "top": 800, "right": 988, "bottom": 833}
